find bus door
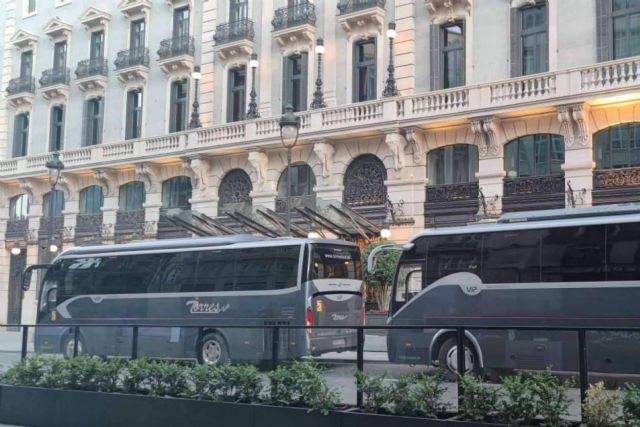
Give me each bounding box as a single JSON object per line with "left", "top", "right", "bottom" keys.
{"left": 391, "top": 261, "right": 424, "bottom": 315}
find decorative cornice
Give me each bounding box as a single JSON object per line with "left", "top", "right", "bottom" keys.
{"left": 79, "top": 7, "right": 112, "bottom": 29}
{"left": 10, "top": 30, "right": 38, "bottom": 50}
{"left": 43, "top": 18, "right": 73, "bottom": 40}
{"left": 425, "top": 0, "right": 471, "bottom": 24}
{"left": 135, "top": 163, "right": 161, "bottom": 193}
{"left": 470, "top": 116, "right": 505, "bottom": 159}
{"left": 93, "top": 168, "right": 119, "bottom": 197}
{"left": 557, "top": 103, "right": 591, "bottom": 149}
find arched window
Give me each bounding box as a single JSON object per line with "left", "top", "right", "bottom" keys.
{"left": 79, "top": 186, "right": 104, "bottom": 214}
{"left": 9, "top": 194, "right": 29, "bottom": 221}
{"left": 594, "top": 123, "right": 640, "bottom": 169}
{"left": 504, "top": 134, "right": 564, "bottom": 177}
{"left": 277, "top": 163, "right": 316, "bottom": 210}
{"left": 162, "top": 176, "right": 192, "bottom": 209}
{"left": 343, "top": 154, "right": 388, "bottom": 206}
{"left": 427, "top": 144, "right": 479, "bottom": 185}
{"left": 43, "top": 190, "right": 65, "bottom": 217}
{"left": 218, "top": 169, "right": 252, "bottom": 215}
{"left": 118, "top": 181, "right": 146, "bottom": 212}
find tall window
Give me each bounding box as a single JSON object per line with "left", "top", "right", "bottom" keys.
{"left": 126, "top": 89, "right": 143, "bottom": 140}
{"left": 20, "top": 51, "right": 33, "bottom": 78}
{"left": 169, "top": 79, "right": 188, "bottom": 132}
{"left": 43, "top": 190, "right": 65, "bottom": 218}
{"left": 173, "top": 7, "right": 190, "bottom": 38}
{"left": 53, "top": 41, "right": 67, "bottom": 70}
{"left": 353, "top": 38, "right": 376, "bottom": 102}
{"left": 283, "top": 53, "right": 308, "bottom": 112}
{"left": 130, "top": 19, "right": 146, "bottom": 52}
{"left": 27, "top": 0, "right": 36, "bottom": 14}
{"left": 79, "top": 186, "right": 104, "bottom": 214}
{"left": 90, "top": 31, "right": 105, "bottom": 60}
{"left": 230, "top": 0, "right": 248, "bottom": 22}
{"left": 49, "top": 105, "right": 64, "bottom": 152}
{"left": 228, "top": 66, "right": 246, "bottom": 122}
{"left": 343, "top": 154, "right": 388, "bottom": 207}
{"left": 442, "top": 22, "right": 465, "bottom": 89}
{"left": 504, "top": 134, "right": 564, "bottom": 178}
{"left": 13, "top": 113, "right": 29, "bottom": 158}
{"left": 162, "top": 176, "right": 192, "bottom": 209}
{"left": 277, "top": 163, "right": 316, "bottom": 209}
{"left": 511, "top": 1, "right": 548, "bottom": 76}
{"left": 594, "top": 123, "right": 640, "bottom": 169}
{"left": 118, "top": 181, "right": 146, "bottom": 212}
{"left": 427, "top": 144, "right": 479, "bottom": 185}
{"left": 83, "top": 97, "right": 103, "bottom": 146}
{"left": 613, "top": 0, "right": 640, "bottom": 59}
{"left": 9, "top": 194, "right": 29, "bottom": 221}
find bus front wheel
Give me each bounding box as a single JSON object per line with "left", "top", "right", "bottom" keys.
{"left": 438, "top": 337, "right": 479, "bottom": 380}
{"left": 61, "top": 334, "right": 86, "bottom": 359}
{"left": 197, "top": 333, "right": 229, "bottom": 365}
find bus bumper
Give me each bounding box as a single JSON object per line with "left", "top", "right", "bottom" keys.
{"left": 34, "top": 326, "right": 68, "bottom": 354}
{"left": 309, "top": 331, "right": 357, "bottom": 356}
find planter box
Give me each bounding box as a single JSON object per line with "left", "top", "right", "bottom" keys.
{"left": 342, "top": 410, "right": 447, "bottom": 427}
{"left": 448, "top": 418, "right": 508, "bottom": 427}
{"left": 253, "top": 404, "right": 341, "bottom": 427}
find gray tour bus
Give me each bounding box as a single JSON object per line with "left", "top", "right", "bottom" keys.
{"left": 373, "top": 205, "right": 640, "bottom": 377}
{"left": 30, "top": 235, "right": 364, "bottom": 363}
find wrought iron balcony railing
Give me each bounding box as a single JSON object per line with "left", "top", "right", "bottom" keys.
{"left": 75, "top": 58, "right": 109, "bottom": 79}
{"left": 114, "top": 47, "right": 150, "bottom": 70}
{"left": 115, "top": 210, "right": 145, "bottom": 243}
{"left": 503, "top": 174, "right": 565, "bottom": 197}
{"left": 593, "top": 167, "right": 640, "bottom": 189}
{"left": 272, "top": 0, "right": 316, "bottom": 30}
{"left": 425, "top": 182, "right": 479, "bottom": 203}
{"left": 337, "top": 0, "right": 385, "bottom": 15}
{"left": 5, "top": 219, "right": 29, "bottom": 240}
{"left": 158, "top": 35, "right": 195, "bottom": 60}
{"left": 6, "top": 76, "right": 36, "bottom": 96}
{"left": 213, "top": 19, "right": 255, "bottom": 45}
{"left": 39, "top": 68, "right": 70, "bottom": 88}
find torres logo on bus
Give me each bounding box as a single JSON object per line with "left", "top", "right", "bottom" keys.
{"left": 186, "top": 300, "right": 231, "bottom": 314}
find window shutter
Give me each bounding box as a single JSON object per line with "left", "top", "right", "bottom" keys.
{"left": 352, "top": 43, "right": 358, "bottom": 102}
{"left": 12, "top": 116, "right": 21, "bottom": 158}
{"left": 169, "top": 82, "right": 177, "bottom": 132}
{"left": 97, "top": 98, "right": 104, "bottom": 145}
{"left": 283, "top": 57, "right": 292, "bottom": 112}
{"left": 49, "top": 108, "right": 55, "bottom": 152}
{"left": 301, "top": 52, "right": 308, "bottom": 110}
{"left": 126, "top": 92, "right": 133, "bottom": 139}
{"left": 430, "top": 24, "right": 442, "bottom": 90}
{"left": 596, "top": 0, "right": 612, "bottom": 62}
{"left": 510, "top": 7, "right": 522, "bottom": 77}
{"left": 81, "top": 101, "right": 89, "bottom": 146}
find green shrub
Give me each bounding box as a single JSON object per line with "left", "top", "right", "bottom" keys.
{"left": 622, "top": 383, "right": 640, "bottom": 427}
{"left": 498, "top": 373, "right": 538, "bottom": 426}
{"left": 188, "top": 364, "right": 219, "bottom": 400}
{"left": 1, "top": 355, "right": 49, "bottom": 387}
{"left": 268, "top": 362, "right": 339, "bottom": 414}
{"left": 121, "top": 358, "right": 153, "bottom": 394}
{"left": 529, "top": 370, "right": 572, "bottom": 427}
{"left": 146, "top": 361, "right": 189, "bottom": 397}
{"left": 215, "top": 364, "right": 261, "bottom": 403}
{"left": 583, "top": 382, "right": 620, "bottom": 427}
{"left": 458, "top": 374, "right": 500, "bottom": 422}
{"left": 354, "top": 371, "right": 393, "bottom": 414}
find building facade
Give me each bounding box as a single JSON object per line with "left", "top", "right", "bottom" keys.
{"left": 1, "top": 0, "right": 640, "bottom": 323}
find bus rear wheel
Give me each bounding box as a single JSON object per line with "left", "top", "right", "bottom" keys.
{"left": 438, "top": 337, "right": 479, "bottom": 380}
{"left": 197, "top": 333, "right": 229, "bottom": 365}
{"left": 61, "top": 334, "right": 85, "bottom": 359}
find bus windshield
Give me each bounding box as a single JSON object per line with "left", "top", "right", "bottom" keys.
{"left": 310, "top": 244, "right": 362, "bottom": 280}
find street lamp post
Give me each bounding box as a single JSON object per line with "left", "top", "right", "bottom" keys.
{"left": 279, "top": 104, "right": 301, "bottom": 236}
{"left": 247, "top": 54, "right": 260, "bottom": 119}
{"left": 382, "top": 22, "right": 398, "bottom": 98}
{"left": 310, "top": 38, "right": 327, "bottom": 109}
{"left": 45, "top": 152, "right": 64, "bottom": 254}
{"left": 189, "top": 66, "right": 202, "bottom": 129}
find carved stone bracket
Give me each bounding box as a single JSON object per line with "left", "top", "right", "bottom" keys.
{"left": 557, "top": 103, "right": 590, "bottom": 149}
{"left": 135, "top": 163, "right": 162, "bottom": 193}
{"left": 182, "top": 156, "right": 211, "bottom": 196}
{"left": 94, "top": 168, "right": 119, "bottom": 197}
{"left": 384, "top": 131, "right": 407, "bottom": 171}
{"left": 403, "top": 127, "right": 426, "bottom": 164}
{"left": 312, "top": 141, "right": 335, "bottom": 178}
{"left": 471, "top": 116, "right": 505, "bottom": 159}
{"left": 425, "top": 0, "right": 471, "bottom": 24}
{"left": 58, "top": 173, "right": 81, "bottom": 201}
{"left": 19, "top": 178, "right": 37, "bottom": 205}
{"left": 248, "top": 151, "right": 269, "bottom": 186}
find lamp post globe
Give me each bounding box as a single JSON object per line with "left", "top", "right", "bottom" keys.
{"left": 279, "top": 104, "right": 301, "bottom": 236}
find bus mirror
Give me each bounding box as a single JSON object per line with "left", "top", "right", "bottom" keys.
{"left": 366, "top": 243, "right": 414, "bottom": 273}
{"left": 21, "top": 270, "right": 32, "bottom": 291}
{"left": 46, "top": 288, "right": 57, "bottom": 312}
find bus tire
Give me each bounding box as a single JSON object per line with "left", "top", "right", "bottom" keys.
{"left": 437, "top": 337, "right": 479, "bottom": 381}
{"left": 61, "top": 334, "right": 86, "bottom": 359}
{"left": 197, "top": 333, "right": 229, "bottom": 365}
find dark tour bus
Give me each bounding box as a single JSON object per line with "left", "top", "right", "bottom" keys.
{"left": 379, "top": 205, "right": 640, "bottom": 377}
{"left": 31, "top": 235, "right": 364, "bottom": 364}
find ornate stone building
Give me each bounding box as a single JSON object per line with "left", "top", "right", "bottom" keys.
{"left": 2, "top": 0, "right": 640, "bottom": 323}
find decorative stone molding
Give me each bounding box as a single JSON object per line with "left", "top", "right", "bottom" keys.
{"left": 403, "top": 127, "right": 426, "bottom": 164}
{"left": 10, "top": 30, "right": 38, "bottom": 50}
{"left": 117, "top": 0, "right": 151, "bottom": 19}
{"left": 557, "top": 103, "right": 591, "bottom": 149}
{"left": 425, "top": 0, "right": 471, "bottom": 24}
{"left": 135, "top": 163, "right": 161, "bottom": 192}
{"left": 337, "top": 4, "right": 385, "bottom": 39}
{"left": 43, "top": 18, "right": 73, "bottom": 40}
{"left": 57, "top": 173, "right": 81, "bottom": 201}
{"left": 511, "top": 0, "right": 537, "bottom": 8}
{"left": 94, "top": 169, "right": 119, "bottom": 197}
{"left": 182, "top": 156, "right": 211, "bottom": 196}
{"left": 79, "top": 7, "right": 111, "bottom": 30}
{"left": 312, "top": 142, "right": 335, "bottom": 178}
{"left": 471, "top": 116, "right": 505, "bottom": 159}
{"left": 248, "top": 151, "right": 269, "bottom": 186}
{"left": 384, "top": 131, "right": 407, "bottom": 171}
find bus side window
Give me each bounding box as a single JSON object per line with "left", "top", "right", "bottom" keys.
{"left": 194, "top": 249, "right": 236, "bottom": 292}
{"left": 395, "top": 263, "right": 423, "bottom": 303}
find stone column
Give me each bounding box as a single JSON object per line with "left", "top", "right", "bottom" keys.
{"left": 394, "top": 0, "right": 416, "bottom": 94}
{"left": 558, "top": 103, "right": 593, "bottom": 207}
{"left": 472, "top": 117, "right": 506, "bottom": 217}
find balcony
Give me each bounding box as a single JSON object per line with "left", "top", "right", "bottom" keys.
{"left": 337, "top": 0, "right": 385, "bottom": 36}
{"left": 39, "top": 68, "right": 70, "bottom": 101}
{"left": 38, "top": 217, "right": 65, "bottom": 242}
{"left": 213, "top": 19, "right": 255, "bottom": 61}
{"left": 157, "top": 35, "right": 195, "bottom": 75}
{"left": 75, "top": 213, "right": 103, "bottom": 245}
{"left": 502, "top": 174, "right": 566, "bottom": 213}
{"left": 424, "top": 182, "right": 479, "bottom": 227}
{"left": 114, "top": 210, "right": 145, "bottom": 243}
{"left": 114, "top": 47, "right": 150, "bottom": 83}
{"left": 5, "top": 219, "right": 29, "bottom": 241}
{"left": 5, "top": 76, "right": 36, "bottom": 108}
{"left": 272, "top": 1, "right": 316, "bottom": 50}
{"left": 75, "top": 58, "right": 109, "bottom": 92}
{"left": 592, "top": 167, "right": 640, "bottom": 205}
